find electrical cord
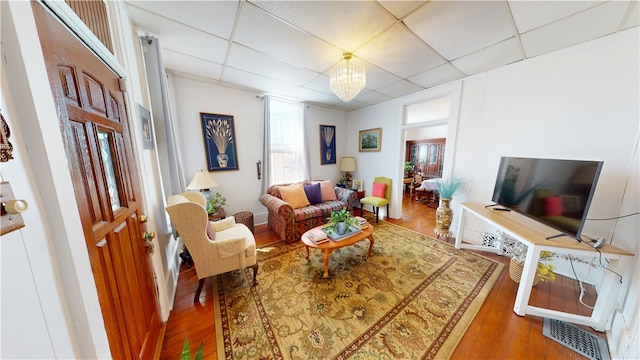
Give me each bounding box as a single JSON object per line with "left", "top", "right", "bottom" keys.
{"left": 569, "top": 257, "right": 595, "bottom": 310}
{"left": 595, "top": 247, "right": 624, "bottom": 283}
{"left": 587, "top": 212, "right": 640, "bottom": 221}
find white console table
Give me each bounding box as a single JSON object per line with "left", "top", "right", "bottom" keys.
{"left": 455, "top": 202, "right": 634, "bottom": 331}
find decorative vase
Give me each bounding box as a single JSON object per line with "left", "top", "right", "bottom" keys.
{"left": 217, "top": 153, "right": 228, "bottom": 167}
{"left": 435, "top": 198, "right": 453, "bottom": 232}
{"left": 337, "top": 221, "right": 346, "bottom": 235}
{"left": 509, "top": 258, "right": 540, "bottom": 286}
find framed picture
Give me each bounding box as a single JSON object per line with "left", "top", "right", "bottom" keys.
{"left": 359, "top": 128, "right": 382, "bottom": 152}
{"left": 319, "top": 125, "right": 336, "bottom": 165}
{"left": 352, "top": 179, "right": 364, "bottom": 192}
{"left": 200, "top": 112, "right": 239, "bottom": 171}
{"left": 139, "top": 104, "right": 154, "bottom": 149}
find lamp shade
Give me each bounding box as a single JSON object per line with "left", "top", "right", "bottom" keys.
{"left": 340, "top": 157, "right": 356, "bottom": 172}
{"left": 187, "top": 170, "right": 219, "bottom": 190}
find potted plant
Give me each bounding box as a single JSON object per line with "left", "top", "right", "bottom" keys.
{"left": 337, "top": 178, "right": 346, "bottom": 188}
{"left": 206, "top": 192, "right": 227, "bottom": 215}
{"left": 434, "top": 176, "right": 465, "bottom": 235}
{"left": 181, "top": 338, "right": 204, "bottom": 360}
{"left": 403, "top": 161, "right": 413, "bottom": 177}
{"left": 327, "top": 208, "right": 358, "bottom": 235}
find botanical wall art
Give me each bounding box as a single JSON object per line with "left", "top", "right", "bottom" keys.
{"left": 319, "top": 125, "right": 336, "bottom": 165}
{"left": 359, "top": 127, "right": 382, "bottom": 152}
{"left": 200, "top": 112, "right": 239, "bottom": 171}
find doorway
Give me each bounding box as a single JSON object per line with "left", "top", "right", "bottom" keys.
{"left": 33, "top": 3, "right": 162, "bottom": 358}
{"left": 399, "top": 83, "right": 462, "bottom": 219}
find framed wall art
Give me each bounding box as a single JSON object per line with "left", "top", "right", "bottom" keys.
{"left": 319, "top": 125, "right": 336, "bottom": 165}
{"left": 200, "top": 112, "right": 239, "bottom": 171}
{"left": 352, "top": 179, "right": 364, "bottom": 192}
{"left": 138, "top": 104, "right": 154, "bottom": 149}
{"left": 359, "top": 127, "right": 382, "bottom": 152}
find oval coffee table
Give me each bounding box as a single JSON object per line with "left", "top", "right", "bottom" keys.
{"left": 301, "top": 224, "right": 374, "bottom": 279}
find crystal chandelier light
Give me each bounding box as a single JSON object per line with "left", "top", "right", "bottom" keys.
{"left": 330, "top": 52, "right": 366, "bottom": 103}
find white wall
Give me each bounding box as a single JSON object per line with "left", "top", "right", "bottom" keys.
{"left": 170, "top": 76, "right": 349, "bottom": 224}
{"left": 349, "top": 28, "right": 639, "bottom": 357}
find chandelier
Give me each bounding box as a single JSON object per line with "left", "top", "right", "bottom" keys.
{"left": 330, "top": 52, "right": 366, "bottom": 103}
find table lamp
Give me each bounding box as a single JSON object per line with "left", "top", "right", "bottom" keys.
{"left": 340, "top": 156, "right": 356, "bottom": 188}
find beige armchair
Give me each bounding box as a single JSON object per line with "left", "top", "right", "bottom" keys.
{"left": 166, "top": 192, "right": 258, "bottom": 302}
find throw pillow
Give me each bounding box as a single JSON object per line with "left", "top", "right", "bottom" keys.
{"left": 319, "top": 180, "right": 337, "bottom": 201}
{"left": 545, "top": 196, "right": 563, "bottom": 216}
{"left": 304, "top": 182, "right": 323, "bottom": 205}
{"left": 212, "top": 216, "right": 236, "bottom": 232}
{"left": 206, "top": 221, "right": 216, "bottom": 241}
{"left": 372, "top": 182, "right": 387, "bottom": 198}
{"left": 279, "top": 183, "right": 310, "bottom": 209}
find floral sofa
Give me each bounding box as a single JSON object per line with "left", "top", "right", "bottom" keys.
{"left": 259, "top": 180, "right": 356, "bottom": 243}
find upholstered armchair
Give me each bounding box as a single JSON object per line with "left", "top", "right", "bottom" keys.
{"left": 166, "top": 192, "right": 258, "bottom": 302}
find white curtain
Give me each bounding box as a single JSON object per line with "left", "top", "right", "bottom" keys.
{"left": 260, "top": 95, "right": 272, "bottom": 195}
{"left": 261, "top": 96, "right": 310, "bottom": 189}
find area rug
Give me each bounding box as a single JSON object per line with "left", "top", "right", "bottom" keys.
{"left": 213, "top": 220, "right": 503, "bottom": 359}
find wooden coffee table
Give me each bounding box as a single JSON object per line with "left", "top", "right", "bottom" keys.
{"left": 301, "top": 224, "right": 374, "bottom": 279}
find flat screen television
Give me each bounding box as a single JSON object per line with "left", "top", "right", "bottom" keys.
{"left": 491, "top": 157, "right": 604, "bottom": 242}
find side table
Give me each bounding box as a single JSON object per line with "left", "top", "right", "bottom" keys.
{"left": 351, "top": 190, "right": 365, "bottom": 216}
{"left": 208, "top": 207, "right": 226, "bottom": 221}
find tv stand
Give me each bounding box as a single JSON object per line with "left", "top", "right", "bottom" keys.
{"left": 454, "top": 202, "right": 634, "bottom": 331}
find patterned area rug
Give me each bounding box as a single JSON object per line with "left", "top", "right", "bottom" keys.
{"left": 213, "top": 220, "right": 503, "bottom": 359}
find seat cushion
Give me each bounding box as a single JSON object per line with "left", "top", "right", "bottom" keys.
{"left": 361, "top": 196, "right": 389, "bottom": 207}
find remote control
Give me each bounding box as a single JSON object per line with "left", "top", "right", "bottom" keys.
{"left": 493, "top": 207, "right": 511, "bottom": 211}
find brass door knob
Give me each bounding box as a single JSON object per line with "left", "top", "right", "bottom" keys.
{"left": 139, "top": 214, "right": 148, "bottom": 223}
{"left": 142, "top": 231, "right": 155, "bottom": 240}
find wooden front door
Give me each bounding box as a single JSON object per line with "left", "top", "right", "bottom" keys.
{"left": 33, "top": 3, "right": 161, "bottom": 359}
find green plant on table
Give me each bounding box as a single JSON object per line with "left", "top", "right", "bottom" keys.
{"left": 327, "top": 208, "right": 358, "bottom": 232}
{"left": 206, "top": 192, "right": 227, "bottom": 215}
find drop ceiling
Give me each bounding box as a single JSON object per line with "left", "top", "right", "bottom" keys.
{"left": 124, "top": 1, "right": 638, "bottom": 111}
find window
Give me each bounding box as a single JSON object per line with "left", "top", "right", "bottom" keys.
{"left": 267, "top": 98, "right": 309, "bottom": 184}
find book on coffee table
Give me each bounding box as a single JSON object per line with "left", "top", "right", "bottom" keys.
{"left": 307, "top": 229, "right": 329, "bottom": 244}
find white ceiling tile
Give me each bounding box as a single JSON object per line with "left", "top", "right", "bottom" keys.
{"left": 376, "top": 80, "right": 424, "bottom": 98}
{"left": 125, "top": 1, "right": 239, "bottom": 39}
{"left": 452, "top": 38, "right": 524, "bottom": 76}
{"left": 356, "top": 65, "right": 404, "bottom": 91}
{"left": 521, "top": 1, "right": 631, "bottom": 58}
{"left": 378, "top": 1, "right": 427, "bottom": 20}
{"left": 222, "top": 67, "right": 299, "bottom": 95}
{"left": 409, "top": 63, "right": 465, "bottom": 88}
{"left": 622, "top": 1, "right": 639, "bottom": 30}
{"left": 127, "top": 6, "right": 228, "bottom": 64}
{"left": 162, "top": 51, "right": 222, "bottom": 80}
{"left": 227, "top": 45, "right": 319, "bottom": 86}
{"left": 303, "top": 75, "right": 334, "bottom": 94}
{"left": 405, "top": 1, "right": 515, "bottom": 60}
{"left": 233, "top": 3, "right": 341, "bottom": 73}
{"left": 292, "top": 87, "right": 342, "bottom": 104}
{"left": 508, "top": 1, "right": 605, "bottom": 33}
{"left": 358, "top": 23, "right": 445, "bottom": 78}
{"left": 253, "top": 1, "right": 395, "bottom": 50}
{"left": 355, "top": 90, "right": 394, "bottom": 105}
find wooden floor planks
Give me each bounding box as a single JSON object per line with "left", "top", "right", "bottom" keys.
{"left": 159, "top": 192, "right": 604, "bottom": 359}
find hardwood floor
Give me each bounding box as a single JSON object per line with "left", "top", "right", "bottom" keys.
{"left": 160, "top": 193, "right": 603, "bottom": 359}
